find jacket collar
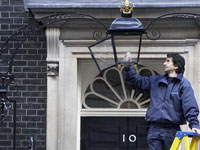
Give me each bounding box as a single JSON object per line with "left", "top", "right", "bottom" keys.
{"left": 159, "top": 73, "right": 183, "bottom": 85}
{"left": 175, "top": 73, "right": 183, "bottom": 81}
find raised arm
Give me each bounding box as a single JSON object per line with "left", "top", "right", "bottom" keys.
{"left": 124, "top": 65, "right": 151, "bottom": 94}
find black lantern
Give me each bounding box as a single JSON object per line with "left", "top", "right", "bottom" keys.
{"left": 88, "top": 0, "right": 146, "bottom": 73}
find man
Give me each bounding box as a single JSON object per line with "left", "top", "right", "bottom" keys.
{"left": 124, "top": 53, "right": 200, "bottom": 150}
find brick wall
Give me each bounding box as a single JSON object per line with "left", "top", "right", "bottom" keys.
{"left": 0, "top": 0, "right": 47, "bottom": 150}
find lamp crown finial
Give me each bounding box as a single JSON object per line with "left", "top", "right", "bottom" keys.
{"left": 120, "top": 0, "right": 135, "bottom": 15}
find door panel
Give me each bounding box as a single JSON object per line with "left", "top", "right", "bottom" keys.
{"left": 81, "top": 117, "right": 127, "bottom": 150}
{"left": 129, "top": 118, "right": 148, "bottom": 150}
{"left": 81, "top": 117, "right": 148, "bottom": 150}
{"left": 89, "top": 125, "right": 121, "bottom": 149}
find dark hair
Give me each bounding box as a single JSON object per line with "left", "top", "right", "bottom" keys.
{"left": 167, "top": 53, "right": 185, "bottom": 74}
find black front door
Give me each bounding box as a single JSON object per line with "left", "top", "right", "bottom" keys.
{"left": 81, "top": 117, "right": 148, "bottom": 150}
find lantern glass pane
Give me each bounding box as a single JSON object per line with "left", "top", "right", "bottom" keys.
{"left": 113, "top": 35, "right": 142, "bottom": 64}
{"left": 90, "top": 38, "right": 116, "bottom": 71}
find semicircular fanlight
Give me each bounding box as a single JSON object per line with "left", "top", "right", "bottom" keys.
{"left": 82, "top": 65, "right": 159, "bottom": 109}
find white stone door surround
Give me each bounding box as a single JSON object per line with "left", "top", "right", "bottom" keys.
{"left": 46, "top": 27, "right": 200, "bottom": 150}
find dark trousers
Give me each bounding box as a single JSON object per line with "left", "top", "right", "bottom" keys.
{"left": 147, "top": 125, "right": 180, "bottom": 150}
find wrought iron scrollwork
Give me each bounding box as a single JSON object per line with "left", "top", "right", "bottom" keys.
{"left": 1, "top": 12, "right": 108, "bottom": 75}
{"left": 146, "top": 29, "right": 161, "bottom": 40}
{"left": 145, "top": 13, "right": 200, "bottom": 40}
{"left": 93, "top": 30, "right": 104, "bottom": 41}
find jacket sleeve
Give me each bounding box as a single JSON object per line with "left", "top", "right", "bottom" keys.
{"left": 124, "top": 65, "right": 151, "bottom": 94}
{"left": 181, "top": 83, "right": 200, "bottom": 129}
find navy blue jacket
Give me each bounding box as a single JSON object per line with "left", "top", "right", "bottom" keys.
{"left": 125, "top": 66, "right": 200, "bottom": 129}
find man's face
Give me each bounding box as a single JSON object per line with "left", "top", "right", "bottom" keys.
{"left": 163, "top": 57, "right": 178, "bottom": 73}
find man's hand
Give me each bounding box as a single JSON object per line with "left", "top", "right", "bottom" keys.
{"left": 192, "top": 128, "right": 200, "bottom": 136}
{"left": 124, "top": 51, "right": 132, "bottom": 62}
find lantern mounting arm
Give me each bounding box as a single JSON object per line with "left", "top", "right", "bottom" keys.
{"left": 0, "top": 12, "right": 108, "bottom": 76}
{"left": 145, "top": 12, "right": 200, "bottom": 40}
